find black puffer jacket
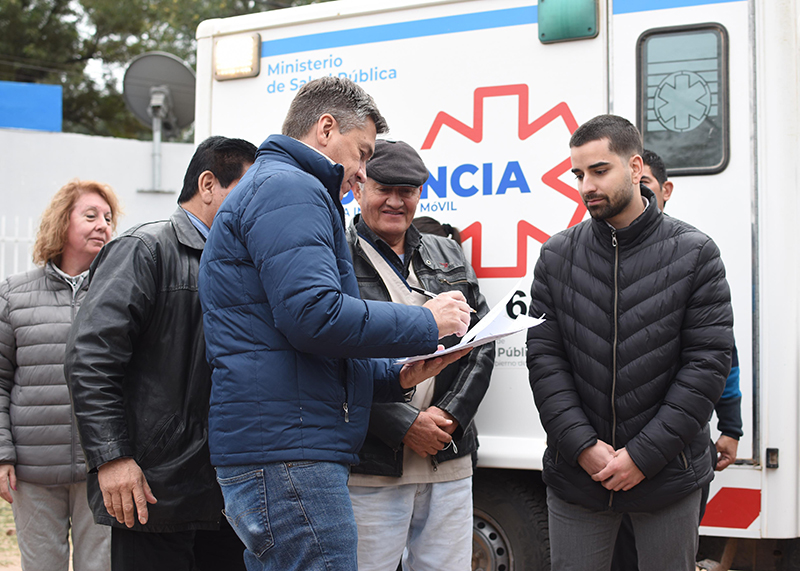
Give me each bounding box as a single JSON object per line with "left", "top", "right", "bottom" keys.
{"left": 65, "top": 208, "right": 222, "bottom": 532}
{"left": 347, "top": 216, "right": 494, "bottom": 476}
{"left": 526, "top": 187, "right": 733, "bottom": 513}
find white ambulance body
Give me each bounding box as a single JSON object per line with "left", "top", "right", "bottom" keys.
{"left": 195, "top": 1, "right": 800, "bottom": 568}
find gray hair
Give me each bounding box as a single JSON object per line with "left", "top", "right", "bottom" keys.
{"left": 281, "top": 76, "right": 388, "bottom": 138}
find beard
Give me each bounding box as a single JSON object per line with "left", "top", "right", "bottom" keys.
{"left": 582, "top": 172, "right": 636, "bottom": 222}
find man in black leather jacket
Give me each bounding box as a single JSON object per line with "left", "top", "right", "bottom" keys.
{"left": 346, "top": 139, "right": 495, "bottom": 571}
{"left": 65, "top": 137, "right": 256, "bottom": 571}
{"left": 527, "top": 115, "right": 733, "bottom": 571}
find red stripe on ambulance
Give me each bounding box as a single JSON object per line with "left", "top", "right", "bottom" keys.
{"left": 701, "top": 488, "right": 761, "bottom": 529}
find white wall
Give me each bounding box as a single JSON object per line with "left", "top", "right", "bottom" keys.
{"left": 0, "top": 128, "right": 194, "bottom": 279}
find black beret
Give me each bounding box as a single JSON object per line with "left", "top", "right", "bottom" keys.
{"left": 366, "top": 139, "right": 429, "bottom": 187}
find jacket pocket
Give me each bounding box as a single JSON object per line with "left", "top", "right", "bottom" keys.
{"left": 543, "top": 446, "right": 560, "bottom": 469}
{"left": 136, "top": 414, "right": 184, "bottom": 469}
{"left": 433, "top": 274, "right": 470, "bottom": 297}
{"left": 217, "top": 468, "right": 273, "bottom": 557}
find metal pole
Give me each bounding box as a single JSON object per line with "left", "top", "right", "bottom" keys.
{"left": 152, "top": 114, "right": 162, "bottom": 191}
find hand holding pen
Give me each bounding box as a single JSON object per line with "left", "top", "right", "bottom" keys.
{"left": 410, "top": 285, "right": 477, "bottom": 313}
{"left": 419, "top": 290, "right": 472, "bottom": 338}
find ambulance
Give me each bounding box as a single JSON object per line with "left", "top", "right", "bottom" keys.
{"left": 195, "top": 1, "right": 800, "bottom": 568}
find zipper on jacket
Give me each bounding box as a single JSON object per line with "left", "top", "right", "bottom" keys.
{"left": 431, "top": 455, "right": 439, "bottom": 472}
{"left": 69, "top": 279, "right": 82, "bottom": 319}
{"left": 68, "top": 276, "right": 86, "bottom": 483}
{"left": 439, "top": 439, "right": 458, "bottom": 455}
{"left": 609, "top": 228, "right": 619, "bottom": 508}
{"left": 339, "top": 358, "right": 350, "bottom": 423}
{"left": 680, "top": 451, "right": 688, "bottom": 469}
{"left": 437, "top": 277, "right": 469, "bottom": 286}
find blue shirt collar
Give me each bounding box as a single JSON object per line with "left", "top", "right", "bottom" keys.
{"left": 182, "top": 208, "right": 209, "bottom": 240}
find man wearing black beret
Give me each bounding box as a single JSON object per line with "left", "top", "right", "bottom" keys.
{"left": 346, "top": 139, "right": 495, "bottom": 571}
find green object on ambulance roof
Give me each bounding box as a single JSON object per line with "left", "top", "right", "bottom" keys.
{"left": 538, "top": 0, "right": 599, "bottom": 44}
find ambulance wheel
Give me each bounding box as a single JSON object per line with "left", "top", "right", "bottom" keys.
{"left": 472, "top": 469, "right": 550, "bottom": 571}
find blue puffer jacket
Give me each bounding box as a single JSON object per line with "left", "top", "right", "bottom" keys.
{"left": 200, "top": 135, "right": 439, "bottom": 468}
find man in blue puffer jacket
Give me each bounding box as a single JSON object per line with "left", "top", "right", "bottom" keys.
{"left": 199, "top": 77, "right": 472, "bottom": 571}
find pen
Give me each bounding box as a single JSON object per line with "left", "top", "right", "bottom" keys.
{"left": 409, "top": 285, "right": 477, "bottom": 313}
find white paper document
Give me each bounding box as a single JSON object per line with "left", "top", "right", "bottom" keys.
{"left": 397, "top": 275, "right": 545, "bottom": 364}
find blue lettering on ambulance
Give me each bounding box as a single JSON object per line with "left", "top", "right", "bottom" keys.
{"left": 482, "top": 163, "right": 493, "bottom": 195}
{"left": 496, "top": 161, "right": 530, "bottom": 194}
{"left": 267, "top": 56, "right": 343, "bottom": 76}
{"left": 451, "top": 164, "right": 479, "bottom": 197}
{"left": 422, "top": 167, "right": 447, "bottom": 199}
{"left": 421, "top": 161, "right": 531, "bottom": 198}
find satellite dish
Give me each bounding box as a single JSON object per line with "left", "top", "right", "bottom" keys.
{"left": 123, "top": 52, "right": 196, "bottom": 192}
{"left": 124, "top": 51, "right": 195, "bottom": 132}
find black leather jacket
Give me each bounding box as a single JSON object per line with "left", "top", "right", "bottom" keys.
{"left": 65, "top": 208, "right": 222, "bottom": 532}
{"left": 347, "top": 216, "right": 494, "bottom": 476}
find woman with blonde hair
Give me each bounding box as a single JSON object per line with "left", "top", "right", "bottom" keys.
{"left": 0, "top": 179, "right": 121, "bottom": 571}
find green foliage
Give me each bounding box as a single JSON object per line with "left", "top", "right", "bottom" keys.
{"left": 0, "top": 0, "right": 329, "bottom": 139}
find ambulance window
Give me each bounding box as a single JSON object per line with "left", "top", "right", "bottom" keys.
{"left": 636, "top": 24, "right": 729, "bottom": 175}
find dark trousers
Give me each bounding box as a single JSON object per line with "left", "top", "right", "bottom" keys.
{"left": 611, "top": 439, "right": 716, "bottom": 571}
{"left": 111, "top": 518, "right": 246, "bottom": 571}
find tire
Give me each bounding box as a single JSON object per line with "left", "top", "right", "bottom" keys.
{"left": 472, "top": 469, "right": 550, "bottom": 571}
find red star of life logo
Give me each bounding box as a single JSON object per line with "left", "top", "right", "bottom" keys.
{"left": 421, "top": 84, "right": 584, "bottom": 279}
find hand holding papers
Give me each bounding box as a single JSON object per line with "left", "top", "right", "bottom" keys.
{"left": 398, "top": 345, "right": 474, "bottom": 389}
{"left": 398, "top": 275, "right": 544, "bottom": 364}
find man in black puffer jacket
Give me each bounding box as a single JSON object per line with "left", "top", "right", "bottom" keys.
{"left": 526, "top": 115, "right": 733, "bottom": 571}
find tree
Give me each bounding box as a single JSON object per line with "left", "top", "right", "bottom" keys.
{"left": 0, "top": 0, "right": 327, "bottom": 139}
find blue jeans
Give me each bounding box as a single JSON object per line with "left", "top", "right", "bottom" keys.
{"left": 216, "top": 462, "right": 357, "bottom": 571}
